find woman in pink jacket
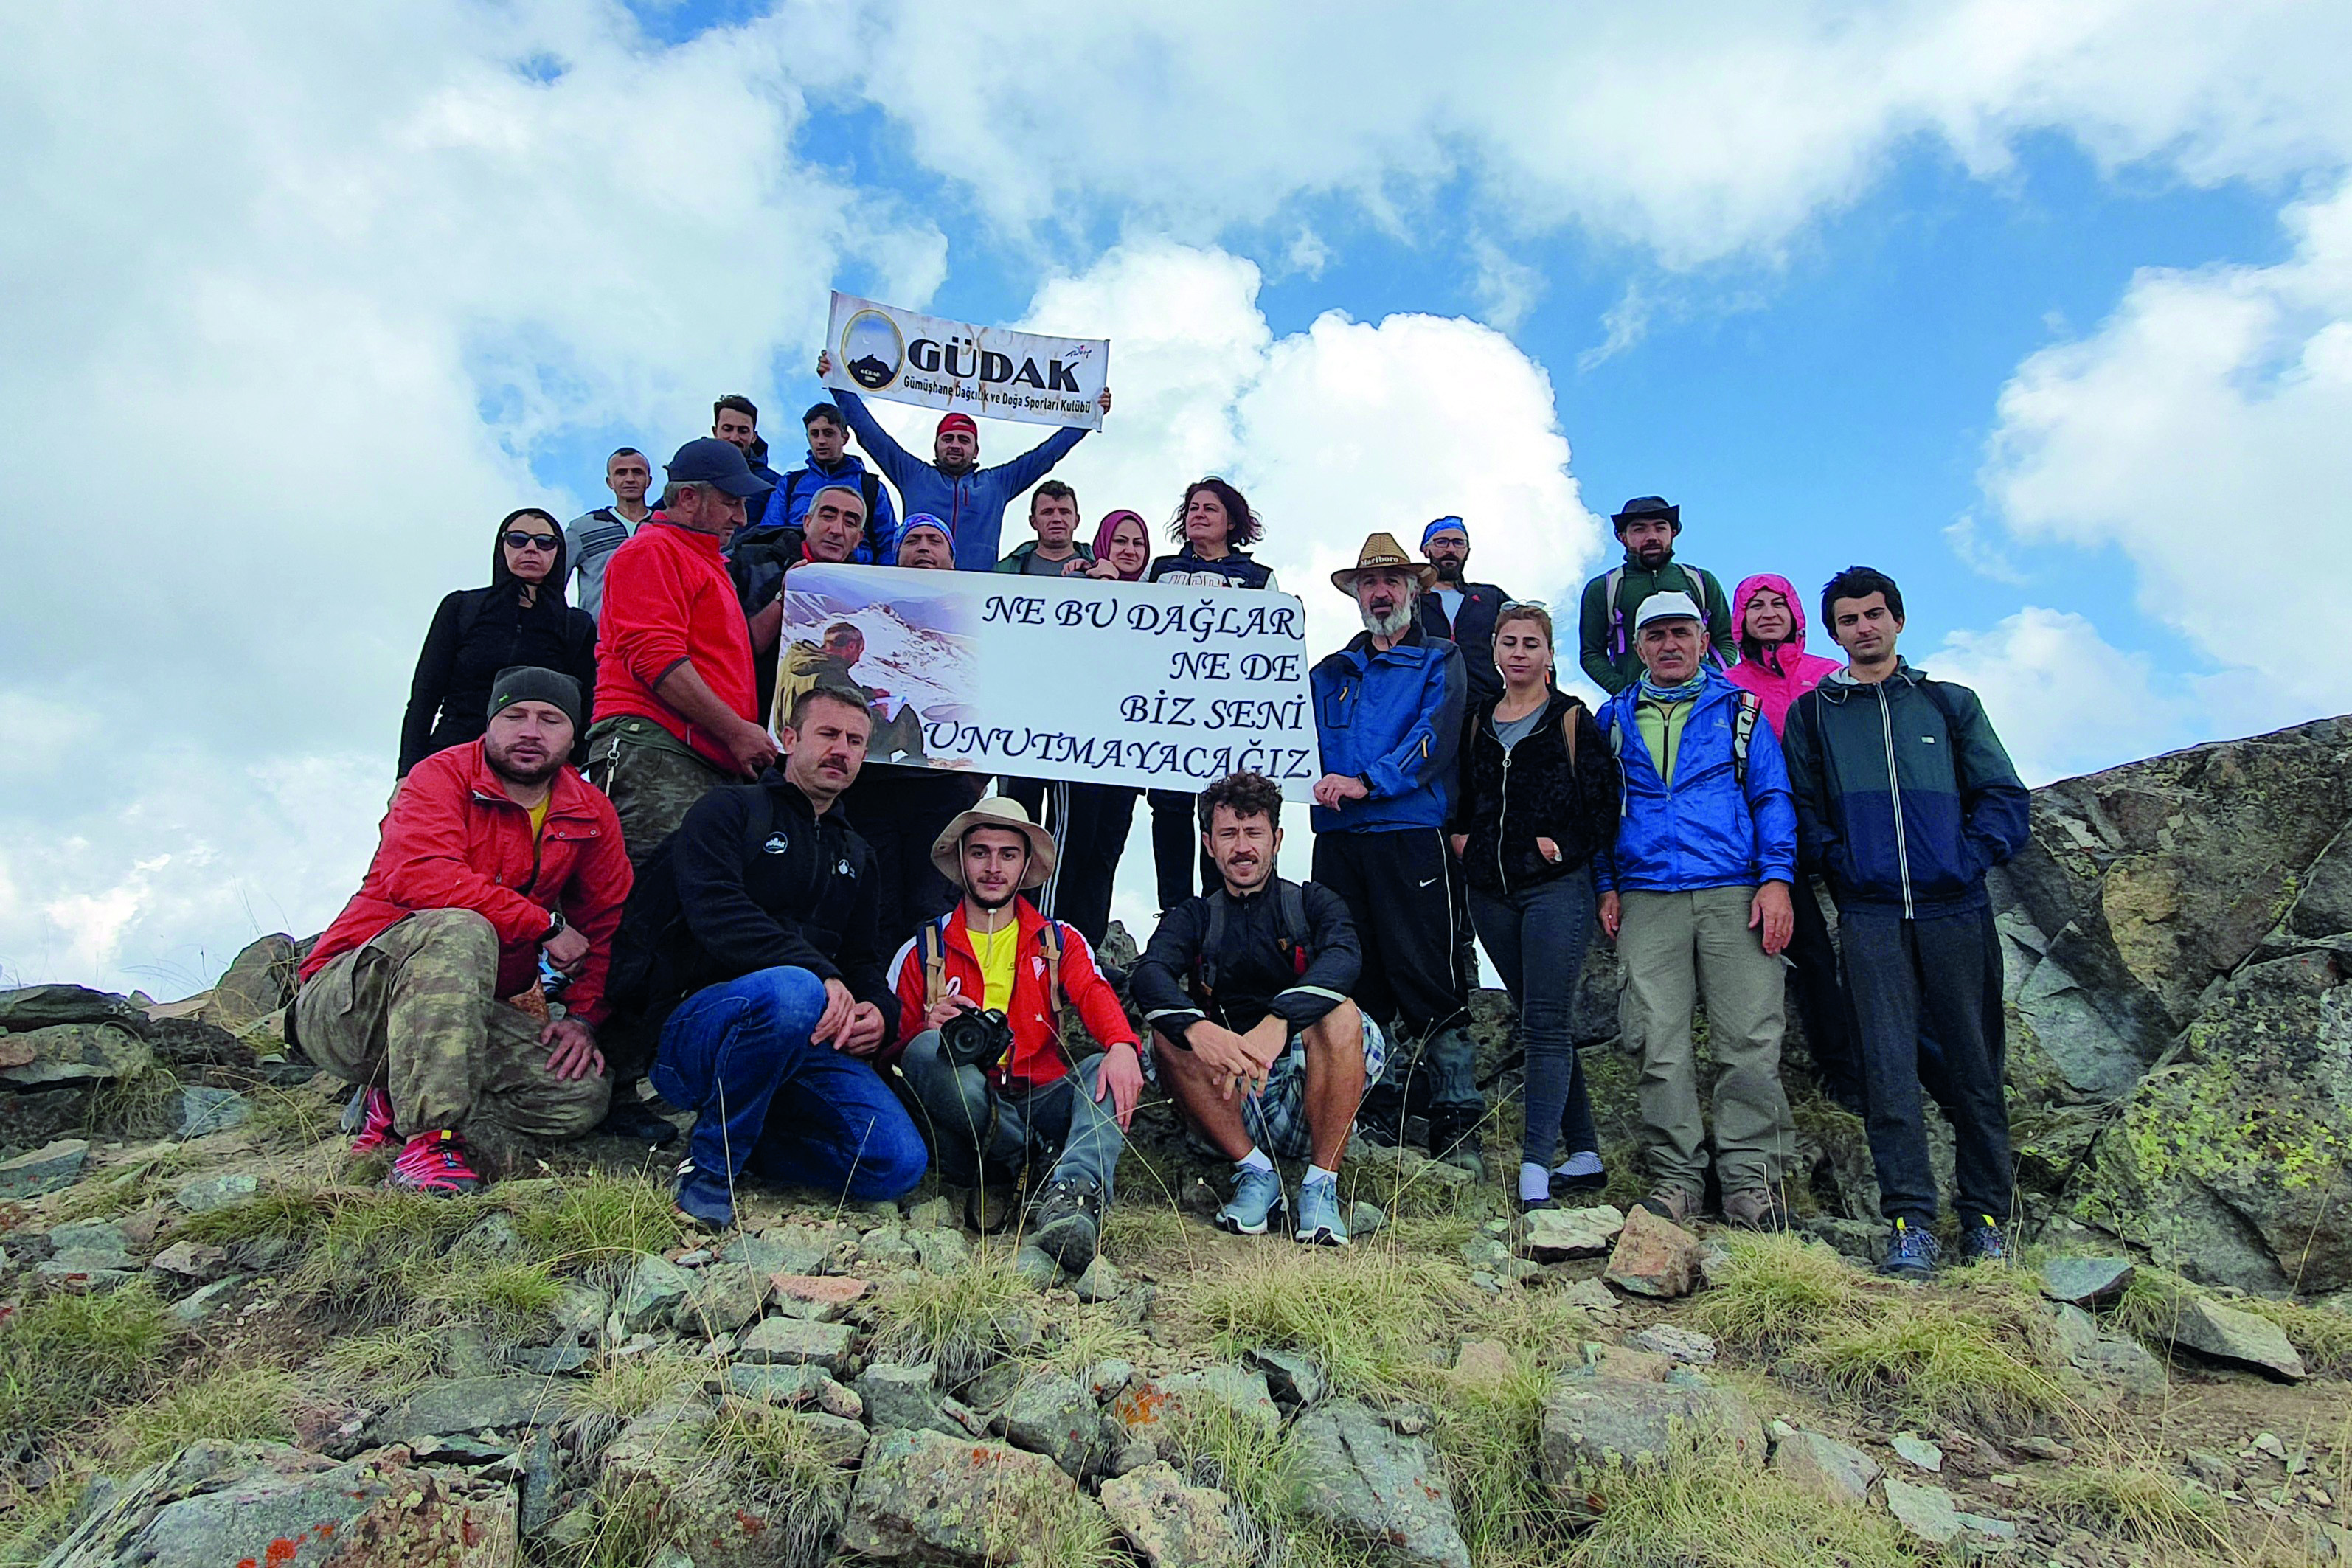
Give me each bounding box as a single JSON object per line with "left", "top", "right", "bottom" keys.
{"left": 1725, "top": 573, "right": 1862, "bottom": 1113}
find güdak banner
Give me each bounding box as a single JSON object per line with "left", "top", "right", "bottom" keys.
{"left": 771, "top": 564, "right": 1322, "bottom": 799}
{"left": 821, "top": 291, "right": 1109, "bottom": 430}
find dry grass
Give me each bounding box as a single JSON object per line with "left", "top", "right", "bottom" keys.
{"left": 866, "top": 1246, "right": 1043, "bottom": 1383}
{"left": 1800, "top": 1291, "right": 2073, "bottom": 1429}
{"left": 1687, "top": 1232, "right": 1871, "bottom": 1351}
{"left": 0, "top": 1286, "right": 178, "bottom": 1449}
{"left": 1189, "top": 1244, "right": 1467, "bottom": 1397}
{"left": 1562, "top": 1437, "right": 1919, "bottom": 1568}
{"left": 2033, "top": 1457, "right": 2235, "bottom": 1555}
{"left": 111, "top": 1365, "right": 299, "bottom": 1466}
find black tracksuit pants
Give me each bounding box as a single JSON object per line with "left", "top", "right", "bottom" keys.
{"left": 1002, "top": 779, "right": 1140, "bottom": 949}
{"left": 1312, "top": 827, "right": 1479, "bottom": 1114}
{"left": 844, "top": 767, "right": 983, "bottom": 957}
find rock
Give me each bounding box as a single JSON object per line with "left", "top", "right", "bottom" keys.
{"left": 1073, "top": 1256, "right": 1123, "bottom": 1302}
{"left": 1603, "top": 1207, "right": 1703, "bottom": 1298}
{"left": 770, "top": 1409, "right": 869, "bottom": 1467}
{"left": 197, "top": 934, "right": 300, "bottom": 1029}
{"left": 0, "top": 982, "right": 153, "bottom": 1036}
{"left": 1891, "top": 1433, "right": 1943, "bottom": 1472}
{"left": 1628, "top": 1325, "right": 1717, "bottom": 1364}
{"left": 2052, "top": 1305, "right": 2170, "bottom": 1397}
{"left": 1451, "top": 1339, "right": 1516, "bottom": 1387}
{"left": 616, "top": 1252, "right": 694, "bottom": 1333}
{"left": 173, "top": 1171, "right": 259, "bottom": 1213}
{"left": 2040, "top": 1255, "right": 2136, "bottom": 1306}
{"left": 1881, "top": 1477, "right": 1963, "bottom": 1544}
{"left": 725, "top": 1221, "right": 853, "bottom": 1276}
{"left": 725, "top": 1363, "right": 841, "bottom": 1409}
{"left": 858, "top": 1224, "right": 920, "bottom": 1269}
{"left": 1769, "top": 1429, "right": 1881, "bottom": 1506}
{"left": 1098, "top": 1461, "right": 1248, "bottom": 1568}
{"left": 1114, "top": 1367, "right": 1281, "bottom": 1457}
{"left": 903, "top": 1196, "right": 956, "bottom": 1229}
{"left": 769, "top": 1272, "right": 870, "bottom": 1320}
{"left": 1013, "top": 1246, "right": 1062, "bottom": 1288}
{"left": 856, "top": 1364, "right": 966, "bottom": 1435}
{"left": 739, "top": 1315, "right": 854, "bottom": 1374}
{"left": 2166, "top": 1297, "right": 2308, "bottom": 1380}
{"left": 907, "top": 1226, "right": 972, "bottom": 1274}
{"left": 169, "top": 1275, "right": 249, "bottom": 1325}
{"left": 1347, "top": 1201, "right": 1387, "bottom": 1238}
{"left": 1555, "top": 1277, "right": 1617, "bottom": 1314}
{"left": 0, "top": 1021, "right": 152, "bottom": 1089}
{"left": 1520, "top": 1204, "right": 1625, "bottom": 1260}
{"left": 0, "top": 1086, "right": 93, "bottom": 1151}
{"left": 518, "top": 1425, "right": 561, "bottom": 1537}
{"left": 842, "top": 1428, "right": 1094, "bottom": 1563}
{"left": 1249, "top": 1345, "right": 1329, "bottom": 1406}
{"left": 49, "top": 1218, "right": 135, "bottom": 1263}
{"left": 1538, "top": 1377, "right": 1763, "bottom": 1485}
{"left": 998, "top": 1372, "right": 1120, "bottom": 1477}
{"left": 1291, "top": 1399, "right": 1471, "bottom": 1568}
{"left": 148, "top": 1240, "right": 230, "bottom": 1281}
{"left": 504, "top": 1345, "right": 594, "bottom": 1376}
{"left": 0, "top": 1136, "right": 89, "bottom": 1197}
{"left": 1578, "top": 1342, "right": 1671, "bottom": 1383}
{"left": 376, "top": 1375, "right": 577, "bottom": 1440}
{"left": 1086, "top": 1360, "right": 1137, "bottom": 1401}
{"left": 37, "top": 1257, "right": 136, "bottom": 1291}
{"left": 552, "top": 1284, "right": 609, "bottom": 1337}
{"left": 673, "top": 1261, "right": 768, "bottom": 1336}
{"left": 2185, "top": 1451, "right": 2241, "bottom": 1491}
{"left": 170, "top": 1084, "right": 249, "bottom": 1137}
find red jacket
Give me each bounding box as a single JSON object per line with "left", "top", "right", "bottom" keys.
{"left": 592, "top": 517, "right": 757, "bottom": 770}
{"left": 885, "top": 898, "right": 1137, "bottom": 1089}
{"left": 300, "top": 741, "right": 634, "bottom": 1024}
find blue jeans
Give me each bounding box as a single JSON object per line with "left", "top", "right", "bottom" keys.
{"left": 898, "top": 1030, "right": 1125, "bottom": 1198}
{"left": 1467, "top": 872, "right": 1600, "bottom": 1168}
{"left": 651, "top": 966, "right": 928, "bottom": 1202}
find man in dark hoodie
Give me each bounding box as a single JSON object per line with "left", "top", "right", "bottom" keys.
{"left": 1780, "top": 566, "right": 2031, "bottom": 1277}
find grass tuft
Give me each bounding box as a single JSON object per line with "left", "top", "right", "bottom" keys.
{"left": 701, "top": 1404, "right": 855, "bottom": 1568}
{"left": 867, "top": 1248, "right": 1041, "bottom": 1383}
{"left": 506, "top": 1172, "right": 681, "bottom": 1266}
{"left": 1425, "top": 1346, "right": 1580, "bottom": 1564}
{"left": 2033, "top": 1458, "right": 2233, "bottom": 1553}
{"left": 1687, "top": 1233, "right": 1870, "bottom": 1351}
{"left": 1190, "top": 1246, "right": 1466, "bottom": 1397}
{"left": 85, "top": 1064, "right": 184, "bottom": 1139}
{"left": 1800, "top": 1291, "right": 2072, "bottom": 1429}
{"left": 113, "top": 1366, "right": 298, "bottom": 1465}
{"left": 0, "top": 1286, "right": 177, "bottom": 1447}
{"left": 1564, "top": 1437, "right": 1917, "bottom": 1568}
{"left": 2115, "top": 1267, "right": 2352, "bottom": 1379}
{"left": 318, "top": 1325, "right": 445, "bottom": 1398}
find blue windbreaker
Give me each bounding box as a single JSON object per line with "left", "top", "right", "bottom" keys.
{"left": 1309, "top": 628, "right": 1467, "bottom": 833}
{"left": 831, "top": 388, "right": 1088, "bottom": 570}
{"left": 756, "top": 450, "right": 898, "bottom": 563}
{"left": 1593, "top": 670, "right": 1798, "bottom": 893}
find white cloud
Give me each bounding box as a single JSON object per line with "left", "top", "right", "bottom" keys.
{"left": 1980, "top": 179, "right": 2352, "bottom": 736}
{"left": 1929, "top": 608, "right": 2190, "bottom": 785}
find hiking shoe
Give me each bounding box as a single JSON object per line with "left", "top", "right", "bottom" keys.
{"left": 1028, "top": 1177, "right": 1103, "bottom": 1272}
{"left": 386, "top": 1130, "right": 482, "bottom": 1197}
{"left": 1723, "top": 1186, "right": 1791, "bottom": 1232}
{"left": 1427, "top": 1107, "right": 1485, "bottom": 1180}
{"left": 1552, "top": 1150, "right": 1607, "bottom": 1196}
{"left": 673, "top": 1160, "right": 735, "bottom": 1232}
{"left": 1294, "top": 1179, "right": 1350, "bottom": 1247}
{"left": 1354, "top": 1096, "right": 1405, "bottom": 1149}
{"left": 1216, "top": 1166, "right": 1289, "bottom": 1237}
{"left": 342, "top": 1085, "right": 395, "bottom": 1153}
{"left": 1637, "top": 1184, "right": 1699, "bottom": 1226}
{"left": 1879, "top": 1218, "right": 1943, "bottom": 1279}
{"left": 595, "top": 1094, "right": 682, "bottom": 1146}
{"left": 1957, "top": 1217, "right": 2009, "bottom": 1266}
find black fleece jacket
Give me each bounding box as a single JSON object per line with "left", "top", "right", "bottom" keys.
{"left": 1131, "top": 878, "right": 1361, "bottom": 1041}
{"left": 1449, "top": 689, "right": 1622, "bottom": 898}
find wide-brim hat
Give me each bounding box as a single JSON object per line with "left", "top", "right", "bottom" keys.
{"left": 930, "top": 796, "right": 1057, "bottom": 891}
{"left": 1612, "top": 495, "right": 1680, "bottom": 531}
{"left": 1331, "top": 531, "right": 1439, "bottom": 595}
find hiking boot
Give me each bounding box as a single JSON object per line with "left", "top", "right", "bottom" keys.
{"left": 1028, "top": 1177, "right": 1103, "bottom": 1272}
{"left": 1552, "top": 1150, "right": 1608, "bottom": 1196}
{"left": 1427, "top": 1106, "right": 1485, "bottom": 1180}
{"left": 1637, "top": 1184, "right": 1699, "bottom": 1226}
{"left": 342, "top": 1085, "right": 395, "bottom": 1153}
{"left": 1354, "top": 1095, "right": 1405, "bottom": 1149}
{"left": 1722, "top": 1186, "right": 1791, "bottom": 1232}
{"left": 1879, "top": 1218, "right": 1943, "bottom": 1279}
{"left": 386, "top": 1130, "right": 482, "bottom": 1197}
{"left": 1216, "top": 1166, "right": 1289, "bottom": 1237}
{"left": 595, "top": 1093, "right": 682, "bottom": 1146}
{"left": 673, "top": 1160, "right": 735, "bottom": 1232}
{"left": 1294, "top": 1179, "right": 1350, "bottom": 1247}
{"left": 1956, "top": 1216, "right": 2009, "bottom": 1266}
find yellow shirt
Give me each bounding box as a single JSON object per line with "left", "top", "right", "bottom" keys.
{"left": 527, "top": 797, "right": 549, "bottom": 840}
{"left": 969, "top": 919, "right": 1019, "bottom": 1013}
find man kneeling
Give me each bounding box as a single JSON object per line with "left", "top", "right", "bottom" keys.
{"left": 638, "top": 685, "right": 928, "bottom": 1228}
{"left": 887, "top": 798, "right": 1142, "bottom": 1269}
{"left": 294, "top": 668, "right": 631, "bottom": 1195}
{"left": 1131, "top": 771, "right": 1382, "bottom": 1246}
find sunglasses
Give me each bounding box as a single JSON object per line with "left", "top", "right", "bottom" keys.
{"left": 1499, "top": 598, "right": 1549, "bottom": 612}
{"left": 502, "top": 531, "right": 561, "bottom": 551}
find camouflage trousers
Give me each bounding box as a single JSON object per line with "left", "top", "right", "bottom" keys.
{"left": 585, "top": 715, "right": 735, "bottom": 866}
{"left": 294, "top": 909, "right": 609, "bottom": 1142}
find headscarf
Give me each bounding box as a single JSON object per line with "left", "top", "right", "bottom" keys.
{"left": 1090, "top": 510, "right": 1151, "bottom": 581}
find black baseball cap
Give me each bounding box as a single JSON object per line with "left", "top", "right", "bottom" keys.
{"left": 665, "top": 437, "right": 773, "bottom": 498}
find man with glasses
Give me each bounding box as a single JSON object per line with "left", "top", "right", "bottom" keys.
{"left": 1414, "top": 518, "right": 1511, "bottom": 707}
{"left": 565, "top": 448, "right": 655, "bottom": 621}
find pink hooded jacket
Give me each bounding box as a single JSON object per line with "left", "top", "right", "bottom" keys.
{"left": 1724, "top": 572, "right": 1842, "bottom": 736}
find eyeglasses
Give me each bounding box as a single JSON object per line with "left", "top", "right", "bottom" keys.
{"left": 503, "top": 531, "right": 561, "bottom": 551}
{"left": 1499, "top": 598, "right": 1549, "bottom": 612}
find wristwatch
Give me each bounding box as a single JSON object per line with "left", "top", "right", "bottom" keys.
{"left": 539, "top": 908, "right": 567, "bottom": 946}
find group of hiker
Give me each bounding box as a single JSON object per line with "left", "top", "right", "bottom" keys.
{"left": 317, "top": 374, "right": 2031, "bottom": 1283}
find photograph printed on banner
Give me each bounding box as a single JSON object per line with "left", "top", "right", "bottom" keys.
{"left": 771, "top": 577, "right": 979, "bottom": 766}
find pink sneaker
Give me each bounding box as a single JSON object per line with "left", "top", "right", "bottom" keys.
{"left": 344, "top": 1086, "right": 395, "bottom": 1153}
{"left": 386, "top": 1130, "right": 482, "bottom": 1196}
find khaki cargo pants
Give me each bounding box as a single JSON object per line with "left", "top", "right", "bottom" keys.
{"left": 294, "top": 909, "right": 609, "bottom": 1142}
{"left": 1617, "top": 885, "right": 1794, "bottom": 1198}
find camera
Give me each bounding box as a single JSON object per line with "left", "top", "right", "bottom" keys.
{"left": 940, "top": 1006, "right": 1016, "bottom": 1072}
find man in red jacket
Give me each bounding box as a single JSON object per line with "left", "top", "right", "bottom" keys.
{"left": 295, "top": 667, "right": 633, "bottom": 1196}
{"left": 886, "top": 797, "right": 1142, "bottom": 1272}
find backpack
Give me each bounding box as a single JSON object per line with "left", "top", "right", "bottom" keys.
{"left": 1604, "top": 563, "right": 1718, "bottom": 662}
{"left": 1194, "top": 880, "right": 1311, "bottom": 999}
{"left": 1606, "top": 689, "right": 1762, "bottom": 785}
{"left": 919, "top": 915, "right": 1074, "bottom": 1033}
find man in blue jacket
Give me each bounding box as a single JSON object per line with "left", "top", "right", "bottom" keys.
{"left": 1781, "top": 566, "right": 2031, "bottom": 1277}
{"left": 753, "top": 402, "right": 898, "bottom": 561}
{"left": 814, "top": 350, "right": 1111, "bottom": 569}
{"left": 1595, "top": 592, "right": 1798, "bottom": 1232}
{"left": 1310, "top": 533, "right": 1479, "bottom": 1173}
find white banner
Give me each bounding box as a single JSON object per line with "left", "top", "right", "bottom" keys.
{"left": 822, "top": 290, "right": 1108, "bottom": 430}
{"left": 771, "top": 564, "right": 1322, "bottom": 799}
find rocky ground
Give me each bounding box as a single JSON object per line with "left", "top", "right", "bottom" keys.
{"left": 3, "top": 714, "right": 2350, "bottom": 1567}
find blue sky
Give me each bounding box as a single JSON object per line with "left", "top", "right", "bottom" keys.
{"left": 4, "top": 1, "right": 2350, "bottom": 991}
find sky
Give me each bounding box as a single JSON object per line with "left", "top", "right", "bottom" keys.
{"left": 4, "top": 0, "right": 2351, "bottom": 996}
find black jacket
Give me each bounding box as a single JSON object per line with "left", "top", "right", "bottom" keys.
{"left": 399, "top": 524, "right": 597, "bottom": 774}
{"left": 1449, "top": 690, "right": 1621, "bottom": 898}
{"left": 631, "top": 774, "right": 895, "bottom": 1047}
{"left": 1131, "top": 878, "right": 1361, "bottom": 1040}
{"left": 1415, "top": 581, "right": 1508, "bottom": 705}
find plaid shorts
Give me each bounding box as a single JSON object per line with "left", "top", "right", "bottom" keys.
{"left": 1242, "top": 1013, "right": 1388, "bottom": 1161}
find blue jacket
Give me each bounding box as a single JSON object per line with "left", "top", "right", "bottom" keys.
{"left": 1594, "top": 670, "right": 1797, "bottom": 893}
{"left": 757, "top": 450, "right": 898, "bottom": 563}
{"left": 832, "top": 387, "right": 1088, "bottom": 570}
{"left": 1309, "top": 627, "right": 1466, "bottom": 834}
{"left": 1780, "top": 663, "right": 2030, "bottom": 916}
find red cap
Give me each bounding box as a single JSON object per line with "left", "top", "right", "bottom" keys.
{"left": 937, "top": 412, "right": 978, "bottom": 437}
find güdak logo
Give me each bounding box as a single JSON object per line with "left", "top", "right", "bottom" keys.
{"left": 840, "top": 311, "right": 1089, "bottom": 396}
{"left": 840, "top": 309, "right": 904, "bottom": 390}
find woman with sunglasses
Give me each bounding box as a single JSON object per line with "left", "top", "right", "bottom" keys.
{"left": 1447, "top": 601, "right": 1622, "bottom": 1209}
{"left": 398, "top": 508, "right": 598, "bottom": 776}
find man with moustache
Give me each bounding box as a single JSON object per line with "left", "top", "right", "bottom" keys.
{"left": 1414, "top": 517, "right": 1510, "bottom": 707}
{"left": 294, "top": 667, "right": 632, "bottom": 1196}
{"left": 1578, "top": 496, "right": 1735, "bottom": 695}
{"left": 1308, "top": 534, "right": 1483, "bottom": 1176}
{"left": 735, "top": 483, "right": 870, "bottom": 726}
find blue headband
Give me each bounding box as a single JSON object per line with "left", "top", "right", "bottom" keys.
{"left": 1422, "top": 516, "right": 1467, "bottom": 547}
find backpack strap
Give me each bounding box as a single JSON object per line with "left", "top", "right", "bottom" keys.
{"left": 1277, "top": 880, "right": 1309, "bottom": 976}
{"left": 919, "top": 920, "right": 946, "bottom": 1012}
{"left": 1197, "top": 889, "right": 1230, "bottom": 997}
{"left": 1557, "top": 697, "right": 1584, "bottom": 769}
{"left": 1604, "top": 566, "right": 1628, "bottom": 656}
{"left": 1730, "top": 690, "right": 1760, "bottom": 788}
{"left": 1038, "top": 917, "right": 1068, "bottom": 1032}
